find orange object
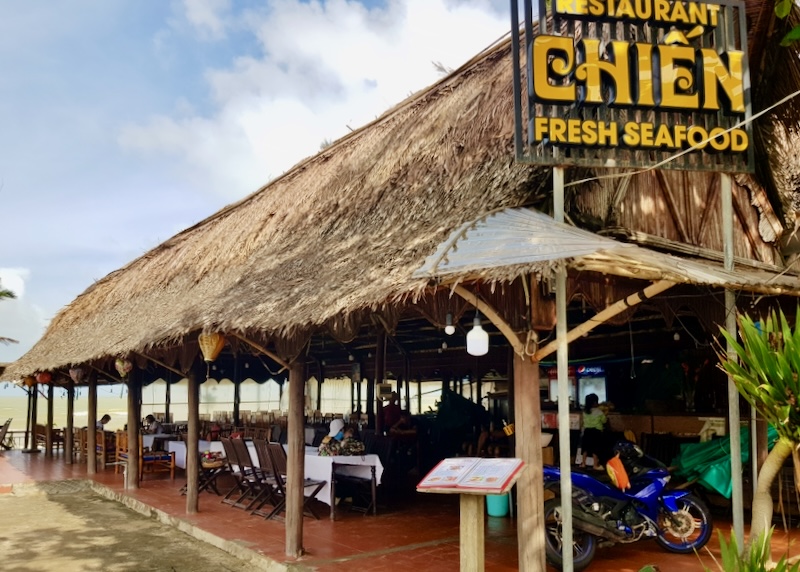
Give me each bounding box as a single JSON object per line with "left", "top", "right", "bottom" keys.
{"left": 606, "top": 453, "right": 630, "bottom": 491}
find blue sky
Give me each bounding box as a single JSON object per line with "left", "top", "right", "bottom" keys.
{"left": 0, "top": 0, "right": 511, "bottom": 366}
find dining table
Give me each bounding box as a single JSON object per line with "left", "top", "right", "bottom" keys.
{"left": 243, "top": 442, "right": 384, "bottom": 519}
{"left": 143, "top": 433, "right": 179, "bottom": 451}
{"left": 168, "top": 440, "right": 225, "bottom": 469}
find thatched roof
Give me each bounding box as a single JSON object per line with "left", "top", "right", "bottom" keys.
{"left": 7, "top": 3, "right": 800, "bottom": 379}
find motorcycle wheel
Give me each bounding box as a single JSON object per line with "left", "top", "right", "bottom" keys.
{"left": 655, "top": 493, "right": 713, "bottom": 553}
{"left": 543, "top": 497, "right": 597, "bottom": 571}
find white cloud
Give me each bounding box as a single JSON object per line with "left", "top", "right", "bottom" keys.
{"left": 0, "top": 268, "right": 49, "bottom": 363}
{"left": 181, "top": 0, "right": 232, "bottom": 40}
{"left": 118, "top": 0, "right": 510, "bottom": 200}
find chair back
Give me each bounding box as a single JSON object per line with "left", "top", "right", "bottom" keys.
{"left": 0, "top": 418, "right": 11, "bottom": 446}
{"left": 252, "top": 439, "right": 275, "bottom": 477}
{"left": 220, "top": 437, "right": 240, "bottom": 470}
{"left": 231, "top": 437, "right": 255, "bottom": 471}
{"left": 266, "top": 442, "right": 288, "bottom": 476}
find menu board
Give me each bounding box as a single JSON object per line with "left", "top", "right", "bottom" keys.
{"left": 417, "top": 457, "right": 525, "bottom": 494}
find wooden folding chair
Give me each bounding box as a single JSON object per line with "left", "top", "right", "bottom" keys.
{"left": 261, "top": 442, "right": 325, "bottom": 520}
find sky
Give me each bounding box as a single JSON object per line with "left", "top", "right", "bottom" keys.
{"left": 0, "top": 0, "right": 512, "bottom": 366}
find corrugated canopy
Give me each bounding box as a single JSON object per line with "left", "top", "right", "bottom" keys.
{"left": 415, "top": 208, "right": 800, "bottom": 296}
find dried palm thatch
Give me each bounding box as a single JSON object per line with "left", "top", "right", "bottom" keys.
{"left": 6, "top": 3, "right": 800, "bottom": 379}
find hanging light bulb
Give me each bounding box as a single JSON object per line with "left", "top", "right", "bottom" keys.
{"left": 441, "top": 341, "right": 448, "bottom": 350}
{"left": 348, "top": 353, "right": 355, "bottom": 362}
{"left": 466, "top": 311, "right": 489, "bottom": 356}
{"left": 444, "top": 312, "right": 456, "bottom": 336}
{"left": 673, "top": 332, "right": 681, "bottom": 341}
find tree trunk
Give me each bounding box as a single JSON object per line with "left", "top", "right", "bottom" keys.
{"left": 750, "top": 437, "right": 793, "bottom": 541}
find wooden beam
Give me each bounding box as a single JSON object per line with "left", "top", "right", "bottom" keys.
{"left": 655, "top": 170, "right": 690, "bottom": 243}
{"left": 452, "top": 285, "right": 526, "bottom": 357}
{"left": 88, "top": 364, "right": 123, "bottom": 384}
{"left": 132, "top": 351, "right": 185, "bottom": 377}
{"left": 534, "top": 279, "right": 677, "bottom": 361}
{"left": 186, "top": 370, "right": 200, "bottom": 514}
{"left": 87, "top": 373, "right": 97, "bottom": 475}
{"left": 231, "top": 333, "right": 290, "bottom": 371}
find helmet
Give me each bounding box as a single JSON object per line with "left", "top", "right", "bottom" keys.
{"left": 613, "top": 440, "right": 643, "bottom": 460}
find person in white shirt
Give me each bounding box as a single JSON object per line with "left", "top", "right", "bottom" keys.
{"left": 144, "top": 415, "right": 163, "bottom": 435}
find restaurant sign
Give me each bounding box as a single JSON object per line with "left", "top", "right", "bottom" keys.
{"left": 510, "top": 0, "right": 753, "bottom": 172}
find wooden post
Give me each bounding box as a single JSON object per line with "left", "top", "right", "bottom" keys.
{"left": 553, "top": 165, "right": 574, "bottom": 571}
{"left": 187, "top": 369, "right": 200, "bottom": 514}
{"left": 460, "top": 495, "right": 485, "bottom": 572}
{"left": 65, "top": 381, "right": 75, "bottom": 465}
{"left": 165, "top": 374, "right": 172, "bottom": 425}
{"left": 45, "top": 383, "right": 54, "bottom": 457}
{"left": 127, "top": 370, "right": 141, "bottom": 489}
{"left": 515, "top": 355, "right": 546, "bottom": 571}
{"left": 87, "top": 373, "right": 98, "bottom": 475}
{"left": 286, "top": 360, "right": 306, "bottom": 557}
{"left": 722, "top": 172, "right": 744, "bottom": 547}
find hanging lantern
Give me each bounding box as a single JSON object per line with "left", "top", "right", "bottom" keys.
{"left": 35, "top": 371, "right": 52, "bottom": 384}
{"left": 23, "top": 376, "right": 36, "bottom": 388}
{"left": 198, "top": 332, "right": 226, "bottom": 363}
{"left": 69, "top": 367, "right": 85, "bottom": 384}
{"left": 115, "top": 357, "right": 133, "bottom": 379}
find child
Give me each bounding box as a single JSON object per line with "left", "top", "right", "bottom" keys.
{"left": 580, "top": 393, "right": 606, "bottom": 471}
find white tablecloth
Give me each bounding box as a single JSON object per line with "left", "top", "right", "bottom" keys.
{"left": 244, "top": 443, "right": 383, "bottom": 507}
{"left": 143, "top": 434, "right": 178, "bottom": 450}
{"left": 168, "top": 440, "right": 225, "bottom": 469}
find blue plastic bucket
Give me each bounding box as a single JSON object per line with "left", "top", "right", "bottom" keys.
{"left": 486, "top": 494, "right": 509, "bottom": 517}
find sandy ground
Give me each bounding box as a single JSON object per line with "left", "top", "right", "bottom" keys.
{"left": 0, "top": 480, "right": 256, "bottom": 572}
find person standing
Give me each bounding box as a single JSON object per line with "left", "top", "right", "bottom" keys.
{"left": 580, "top": 393, "right": 606, "bottom": 471}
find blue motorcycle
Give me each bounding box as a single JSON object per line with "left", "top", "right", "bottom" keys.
{"left": 542, "top": 441, "right": 712, "bottom": 570}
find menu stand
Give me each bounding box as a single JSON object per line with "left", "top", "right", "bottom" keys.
{"left": 416, "top": 457, "right": 525, "bottom": 572}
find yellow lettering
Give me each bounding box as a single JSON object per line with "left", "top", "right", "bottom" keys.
{"left": 670, "top": 1, "right": 689, "bottom": 24}
{"left": 597, "top": 121, "right": 618, "bottom": 145}
{"left": 687, "top": 126, "right": 708, "bottom": 149}
{"left": 634, "top": 0, "right": 651, "bottom": 19}
{"left": 556, "top": 0, "right": 580, "bottom": 15}
{"left": 687, "top": 2, "right": 708, "bottom": 26}
{"left": 623, "top": 122, "right": 640, "bottom": 145}
{"left": 653, "top": 123, "right": 674, "bottom": 147}
{"left": 636, "top": 44, "right": 655, "bottom": 106}
{"left": 615, "top": 0, "right": 635, "bottom": 18}
{"left": 659, "top": 45, "right": 698, "bottom": 109}
{"left": 532, "top": 36, "right": 576, "bottom": 103}
{"left": 576, "top": 39, "right": 633, "bottom": 105}
{"left": 707, "top": 127, "right": 729, "bottom": 151}
{"left": 707, "top": 4, "right": 720, "bottom": 26}
{"left": 701, "top": 49, "right": 745, "bottom": 113}
{"left": 582, "top": 120, "right": 598, "bottom": 145}
{"left": 550, "top": 118, "right": 568, "bottom": 142}
{"left": 731, "top": 129, "right": 748, "bottom": 152}
{"left": 567, "top": 119, "right": 583, "bottom": 143}
{"left": 654, "top": 0, "right": 670, "bottom": 21}
{"left": 534, "top": 117, "right": 550, "bottom": 141}
{"left": 639, "top": 122, "right": 655, "bottom": 146}
{"left": 588, "top": 0, "right": 605, "bottom": 17}
{"left": 673, "top": 125, "right": 688, "bottom": 148}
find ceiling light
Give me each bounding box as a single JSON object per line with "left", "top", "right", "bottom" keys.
{"left": 441, "top": 341, "right": 448, "bottom": 350}
{"left": 445, "top": 312, "right": 456, "bottom": 335}
{"left": 348, "top": 353, "right": 355, "bottom": 362}
{"left": 673, "top": 332, "right": 681, "bottom": 341}
{"left": 466, "top": 312, "right": 489, "bottom": 356}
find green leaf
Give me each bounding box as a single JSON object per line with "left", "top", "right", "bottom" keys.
{"left": 776, "top": 0, "right": 793, "bottom": 19}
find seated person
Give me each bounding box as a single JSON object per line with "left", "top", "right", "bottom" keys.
{"left": 338, "top": 425, "right": 365, "bottom": 456}
{"left": 144, "top": 414, "right": 163, "bottom": 435}
{"left": 319, "top": 419, "right": 345, "bottom": 456}
{"left": 96, "top": 414, "right": 112, "bottom": 430}
{"left": 389, "top": 411, "right": 416, "bottom": 437}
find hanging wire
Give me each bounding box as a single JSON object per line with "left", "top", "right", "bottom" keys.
{"left": 628, "top": 319, "right": 636, "bottom": 379}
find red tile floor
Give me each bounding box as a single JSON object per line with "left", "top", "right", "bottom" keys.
{"left": 2, "top": 448, "right": 799, "bottom": 571}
